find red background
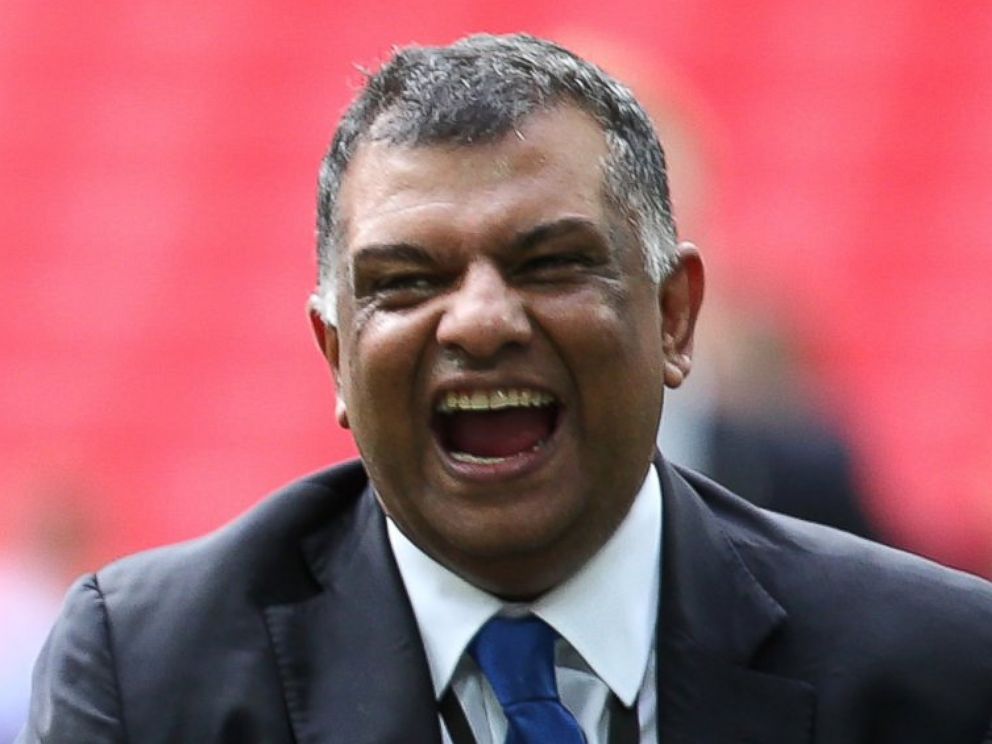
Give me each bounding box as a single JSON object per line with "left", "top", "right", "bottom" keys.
{"left": 2, "top": 1, "right": 990, "bottom": 576}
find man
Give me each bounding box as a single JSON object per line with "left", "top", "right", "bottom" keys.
{"left": 20, "top": 34, "right": 992, "bottom": 743}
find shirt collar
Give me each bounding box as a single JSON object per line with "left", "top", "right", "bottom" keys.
{"left": 387, "top": 465, "right": 662, "bottom": 707}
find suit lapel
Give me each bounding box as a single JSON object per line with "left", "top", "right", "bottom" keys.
{"left": 263, "top": 483, "right": 441, "bottom": 744}
{"left": 656, "top": 460, "right": 815, "bottom": 743}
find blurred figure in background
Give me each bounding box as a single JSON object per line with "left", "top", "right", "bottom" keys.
{"left": 688, "top": 301, "right": 877, "bottom": 539}
{"left": 0, "top": 476, "right": 93, "bottom": 741}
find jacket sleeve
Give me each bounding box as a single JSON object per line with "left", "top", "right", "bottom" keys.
{"left": 17, "top": 574, "right": 126, "bottom": 743}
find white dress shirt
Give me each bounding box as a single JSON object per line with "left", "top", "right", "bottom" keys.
{"left": 387, "top": 466, "right": 662, "bottom": 744}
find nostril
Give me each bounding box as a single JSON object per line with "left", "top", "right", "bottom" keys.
{"left": 436, "top": 297, "right": 532, "bottom": 360}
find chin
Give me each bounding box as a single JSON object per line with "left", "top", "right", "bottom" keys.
{"left": 440, "top": 504, "right": 584, "bottom": 563}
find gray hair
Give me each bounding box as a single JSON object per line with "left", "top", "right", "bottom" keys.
{"left": 310, "top": 33, "right": 677, "bottom": 325}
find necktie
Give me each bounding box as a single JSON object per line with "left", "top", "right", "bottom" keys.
{"left": 469, "top": 615, "right": 586, "bottom": 744}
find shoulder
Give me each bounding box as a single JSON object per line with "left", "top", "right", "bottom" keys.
{"left": 675, "top": 464, "right": 992, "bottom": 606}
{"left": 675, "top": 465, "right": 992, "bottom": 686}
{"left": 95, "top": 459, "right": 370, "bottom": 619}
{"left": 22, "top": 460, "right": 373, "bottom": 742}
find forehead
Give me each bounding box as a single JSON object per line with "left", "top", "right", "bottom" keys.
{"left": 336, "top": 106, "right": 612, "bottom": 250}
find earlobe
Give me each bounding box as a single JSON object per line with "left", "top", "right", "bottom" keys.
{"left": 335, "top": 396, "right": 350, "bottom": 429}
{"left": 663, "top": 351, "right": 692, "bottom": 389}
{"left": 659, "top": 242, "right": 704, "bottom": 389}
{"left": 309, "top": 309, "right": 350, "bottom": 429}
{"left": 663, "top": 361, "right": 684, "bottom": 388}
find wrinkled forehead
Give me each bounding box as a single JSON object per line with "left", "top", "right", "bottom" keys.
{"left": 336, "top": 106, "right": 612, "bottom": 246}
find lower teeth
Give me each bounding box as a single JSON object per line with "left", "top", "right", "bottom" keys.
{"left": 451, "top": 452, "right": 507, "bottom": 465}
{"left": 450, "top": 441, "right": 544, "bottom": 465}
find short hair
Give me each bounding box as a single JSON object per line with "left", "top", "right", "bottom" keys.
{"left": 310, "top": 33, "right": 678, "bottom": 325}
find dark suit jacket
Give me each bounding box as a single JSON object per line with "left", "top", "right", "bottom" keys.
{"left": 20, "top": 458, "right": 992, "bottom": 743}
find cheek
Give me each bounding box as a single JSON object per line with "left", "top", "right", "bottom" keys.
{"left": 341, "top": 311, "right": 433, "bottom": 430}
{"left": 537, "top": 289, "right": 664, "bottom": 424}
{"left": 540, "top": 286, "right": 661, "bottom": 363}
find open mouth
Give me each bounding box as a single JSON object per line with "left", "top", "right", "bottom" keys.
{"left": 432, "top": 387, "right": 561, "bottom": 465}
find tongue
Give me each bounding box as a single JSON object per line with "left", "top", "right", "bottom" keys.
{"left": 443, "top": 408, "right": 555, "bottom": 458}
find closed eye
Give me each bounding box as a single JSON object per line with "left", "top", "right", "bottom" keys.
{"left": 351, "top": 242, "right": 445, "bottom": 306}
{"left": 373, "top": 273, "right": 440, "bottom": 293}
{"left": 519, "top": 252, "right": 595, "bottom": 275}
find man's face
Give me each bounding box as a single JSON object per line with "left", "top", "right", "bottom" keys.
{"left": 316, "top": 106, "right": 700, "bottom": 598}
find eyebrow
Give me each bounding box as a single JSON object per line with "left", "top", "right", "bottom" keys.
{"left": 350, "top": 216, "right": 608, "bottom": 267}
{"left": 352, "top": 242, "right": 434, "bottom": 267}
{"left": 513, "top": 217, "right": 606, "bottom": 254}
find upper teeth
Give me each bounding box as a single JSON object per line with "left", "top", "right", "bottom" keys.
{"left": 437, "top": 388, "right": 556, "bottom": 413}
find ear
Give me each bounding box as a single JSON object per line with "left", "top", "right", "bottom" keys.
{"left": 309, "top": 309, "right": 350, "bottom": 429}
{"left": 659, "top": 242, "right": 704, "bottom": 389}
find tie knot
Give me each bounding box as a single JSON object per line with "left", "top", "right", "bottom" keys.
{"left": 468, "top": 615, "right": 559, "bottom": 707}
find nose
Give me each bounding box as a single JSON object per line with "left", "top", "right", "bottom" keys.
{"left": 436, "top": 260, "right": 532, "bottom": 361}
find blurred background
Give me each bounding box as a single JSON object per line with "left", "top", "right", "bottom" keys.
{"left": 2, "top": 0, "right": 992, "bottom": 734}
